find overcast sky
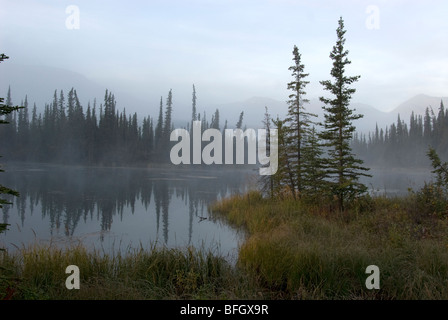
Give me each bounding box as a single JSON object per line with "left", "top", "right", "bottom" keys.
{"left": 1, "top": 0, "right": 447, "bottom": 113}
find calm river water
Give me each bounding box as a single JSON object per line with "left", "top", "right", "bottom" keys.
{"left": 0, "top": 164, "right": 256, "bottom": 260}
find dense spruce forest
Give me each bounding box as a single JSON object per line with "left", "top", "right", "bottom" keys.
{"left": 0, "top": 85, "right": 231, "bottom": 166}
{"left": 352, "top": 101, "right": 447, "bottom": 167}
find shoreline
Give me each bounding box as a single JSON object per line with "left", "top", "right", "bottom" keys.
{"left": 2, "top": 188, "right": 448, "bottom": 299}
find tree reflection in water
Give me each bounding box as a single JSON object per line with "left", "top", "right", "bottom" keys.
{"left": 0, "top": 164, "right": 253, "bottom": 257}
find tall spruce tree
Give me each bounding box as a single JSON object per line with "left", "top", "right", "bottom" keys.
{"left": 155, "top": 96, "right": 164, "bottom": 152}
{"left": 284, "top": 45, "right": 316, "bottom": 197}
{"left": 163, "top": 89, "right": 173, "bottom": 139}
{"left": 259, "top": 106, "right": 274, "bottom": 198}
{"left": 191, "top": 84, "right": 197, "bottom": 127}
{"left": 319, "top": 17, "right": 370, "bottom": 210}
{"left": 163, "top": 89, "right": 173, "bottom": 160}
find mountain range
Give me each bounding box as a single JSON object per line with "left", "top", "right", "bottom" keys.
{"left": 0, "top": 64, "right": 446, "bottom": 135}
{"left": 211, "top": 94, "right": 448, "bottom": 134}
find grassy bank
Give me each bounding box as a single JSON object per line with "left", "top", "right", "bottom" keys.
{"left": 2, "top": 190, "right": 448, "bottom": 299}
{"left": 0, "top": 243, "right": 265, "bottom": 300}
{"left": 209, "top": 191, "right": 448, "bottom": 299}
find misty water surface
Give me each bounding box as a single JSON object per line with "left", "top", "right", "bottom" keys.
{"left": 362, "top": 166, "right": 434, "bottom": 197}
{"left": 0, "top": 164, "right": 256, "bottom": 260}
{"left": 0, "top": 164, "right": 435, "bottom": 259}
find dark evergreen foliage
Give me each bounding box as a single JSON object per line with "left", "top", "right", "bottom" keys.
{"left": 283, "top": 45, "right": 318, "bottom": 198}
{"left": 352, "top": 101, "right": 448, "bottom": 167}
{"left": 0, "top": 85, "right": 239, "bottom": 167}
{"left": 318, "top": 17, "right": 371, "bottom": 210}
{"left": 0, "top": 87, "right": 168, "bottom": 165}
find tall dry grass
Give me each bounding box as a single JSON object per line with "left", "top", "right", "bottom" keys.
{"left": 2, "top": 189, "right": 448, "bottom": 299}
{"left": 209, "top": 191, "right": 448, "bottom": 299}
{"left": 0, "top": 243, "right": 260, "bottom": 300}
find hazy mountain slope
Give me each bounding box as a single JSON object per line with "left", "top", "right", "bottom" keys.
{"left": 1, "top": 64, "right": 446, "bottom": 134}
{"left": 210, "top": 97, "right": 390, "bottom": 133}
{"left": 209, "top": 94, "right": 448, "bottom": 134}
{"left": 0, "top": 63, "right": 150, "bottom": 115}
{"left": 390, "top": 94, "right": 448, "bottom": 122}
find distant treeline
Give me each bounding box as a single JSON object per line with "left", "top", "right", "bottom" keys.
{"left": 352, "top": 100, "right": 448, "bottom": 167}
{"left": 0, "top": 85, "right": 240, "bottom": 166}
